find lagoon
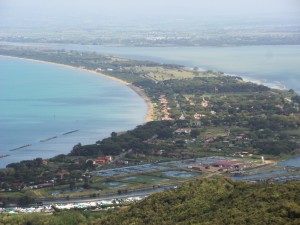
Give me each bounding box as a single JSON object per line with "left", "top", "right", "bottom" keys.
{"left": 2, "top": 43, "right": 299, "bottom": 92}
{"left": 68, "top": 45, "right": 300, "bottom": 93}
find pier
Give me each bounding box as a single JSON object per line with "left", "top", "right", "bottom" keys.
{"left": 40, "top": 136, "right": 58, "bottom": 142}
{"left": 0, "top": 154, "right": 10, "bottom": 159}
{"left": 9, "top": 144, "right": 32, "bottom": 151}
{"left": 62, "top": 130, "right": 79, "bottom": 135}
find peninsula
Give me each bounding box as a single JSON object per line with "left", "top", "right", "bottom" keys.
{"left": 0, "top": 46, "right": 299, "bottom": 222}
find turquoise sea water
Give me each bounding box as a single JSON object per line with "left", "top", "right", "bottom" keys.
{"left": 0, "top": 57, "right": 147, "bottom": 167}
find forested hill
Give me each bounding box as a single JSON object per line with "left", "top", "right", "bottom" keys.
{"left": 0, "top": 179, "right": 299, "bottom": 224}
{"left": 94, "top": 179, "right": 300, "bottom": 225}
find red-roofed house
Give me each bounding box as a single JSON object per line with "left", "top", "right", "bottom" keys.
{"left": 94, "top": 155, "right": 113, "bottom": 164}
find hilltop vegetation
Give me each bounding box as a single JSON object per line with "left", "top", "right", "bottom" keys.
{"left": 94, "top": 179, "right": 300, "bottom": 225}
{"left": 0, "top": 179, "right": 299, "bottom": 225}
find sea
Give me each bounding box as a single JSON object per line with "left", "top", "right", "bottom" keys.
{"left": 0, "top": 57, "right": 147, "bottom": 167}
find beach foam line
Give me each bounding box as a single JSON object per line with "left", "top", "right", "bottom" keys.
{"left": 224, "top": 73, "right": 287, "bottom": 91}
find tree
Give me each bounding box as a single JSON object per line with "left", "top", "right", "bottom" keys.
{"left": 69, "top": 180, "right": 76, "bottom": 190}
{"left": 157, "top": 128, "right": 173, "bottom": 139}
{"left": 84, "top": 160, "right": 96, "bottom": 170}
{"left": 191, "top": 129, "right": 201, "bottom": 138}
{"left": 111, "top": 131, "right": 118, "bottom": 138}
{"left": 70, "top": 170, "right": 83, "bottom": 179}
{"left": 71, "top": 143, "right": 83, "bottom": 156}
{"left": 18, "top": 190, "right": 36, "bottom": 206}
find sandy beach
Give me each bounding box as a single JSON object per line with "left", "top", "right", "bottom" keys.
{"left": 128, "top": 84, "right": 154, "bottom": 123}
{"left": 0, "top": 55, "right": 154, "bottom": 123}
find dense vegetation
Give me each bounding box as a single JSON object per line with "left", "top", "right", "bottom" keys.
{"left": 0, "top": 179, "right": 299, "bottom": 225}
{"left": 95, "top": 179, "right": 300, "bottom": 225}
{"left": 0, "top": 210, "right": 106, "bottom": 225}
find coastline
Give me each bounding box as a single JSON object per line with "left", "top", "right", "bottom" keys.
{"left": 128, "top": 84, "right": 154, "bottom": 123}
{"left": 0, "top": 55, "right": 153, "bottom": 123}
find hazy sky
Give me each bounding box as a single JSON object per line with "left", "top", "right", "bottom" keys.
{"left": 1, "top": 0, "right": 300, "bottom": 28}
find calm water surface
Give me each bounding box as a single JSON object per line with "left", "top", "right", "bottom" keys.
{"left": 3, "top": 43, "right": 299, "bottom": 92}
{"left": 0, "top": 57, "right": 147, "bottom": 167}
{"left": 79, "top": 45, "right": 300, "bottom": 93}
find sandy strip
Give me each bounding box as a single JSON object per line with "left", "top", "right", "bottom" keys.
{"left": 128, "top": 84, "right": 154, "bottom": 123}
{"left": 0, "top": 55, "right": 153, "bottom": 123}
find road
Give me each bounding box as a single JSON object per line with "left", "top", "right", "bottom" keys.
{"left": 38, "top": 184, "right": 177, "bottom": 205}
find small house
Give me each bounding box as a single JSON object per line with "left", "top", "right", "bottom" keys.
{"left": 94, "top": 155, "right": 113, "bottom": 164}
{"left": 174, "top": 128, "right": 191, "bottom": 135}
{"left": 212, "top": 161, "right": 237, "bottom": 168}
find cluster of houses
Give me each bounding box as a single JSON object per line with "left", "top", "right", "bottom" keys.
{"left": 185, "top": 96, "right": 213, "bottom": 120}
{"left": 234, "top": 151, "right": 253, "bottom": 158}
{"left": 174, "top": 128, "right": 191, "bottom": 135}
{"left": 95, "top": 67, "right": 114, "bottom": 72}
{"left": 186, "top": 98, "right": 195, "bottom": 106}
{"left": 190, "top": 160, "right": 248, "bottom": 172}
{"left": 30, "top": 182, "right": 54, "bottom": 189}
{"left": 186, "top": 96, "right": 209, "bottom": 108}
{"left": 0, "top": 196, "right": 146, "bottom": 215}
{"left": 194, "top": 113, "right": 205, "bottom": 120}
{"left": 159, "top": 95, "right": 174, "bottom": 121}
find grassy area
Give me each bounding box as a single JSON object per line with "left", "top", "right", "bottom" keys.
{"left": 281, "top": 128, "right": 300, "bottom": 136}
{"left": 199, "top": 126, "right": 230, "bottom": 138}
{"left": 134, "top": 66, "right": 196, "bottom": 81}
{"left": 132, "top": 66, "right": 219, "bottom": 81}
{"left": 0, "top": 192, "right": 24, "bottom": 199}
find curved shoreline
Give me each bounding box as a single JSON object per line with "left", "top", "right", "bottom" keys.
{"left": 0, "top": 55, "right": 153, "bottom": 123}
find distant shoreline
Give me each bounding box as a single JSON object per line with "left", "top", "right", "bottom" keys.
{"left": 0, "top": 55, "right": 153, "bottom": 123}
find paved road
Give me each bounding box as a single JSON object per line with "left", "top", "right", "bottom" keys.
{"left": 38, "top": 184, "right": 177, "bottom": 205}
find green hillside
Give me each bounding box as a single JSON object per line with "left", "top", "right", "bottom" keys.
{"left": 95, "top": 179, "right": 300, "bottom": 225}
{"left": 1, "top": 179, "right": 299, "bottom": 225}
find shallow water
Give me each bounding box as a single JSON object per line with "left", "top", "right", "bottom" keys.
{"left": 161, "top": 170, "right": 199, "bottom": 178}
